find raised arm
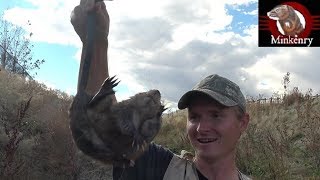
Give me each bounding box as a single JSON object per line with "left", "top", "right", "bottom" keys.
{"left": 71, "top": 0, "right": 115, "bottom": 101}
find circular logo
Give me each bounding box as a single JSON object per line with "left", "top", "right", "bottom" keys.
{"left": 267, "top": 2, "right": 312, "bottom": 38}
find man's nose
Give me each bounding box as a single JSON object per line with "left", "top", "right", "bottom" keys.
{"left": 196, "top": 120, "right": 211, "bottom": 132}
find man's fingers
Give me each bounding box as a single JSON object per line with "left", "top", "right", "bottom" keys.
{"left": 95, "top": 2, "right": 103, "bottom": 11}
{"left": 85, "top": 0, "right": 107, "bottom": 13}
{"left": 95, "top": 1, "right": 108, "bottom": 16}
{"left": 71, "top": 0, "right": 110, "bottom": 41}
{"left": 95, "top": 1, "right": 110, "bottom": 36}
{"left": 81, "top": 0, "right": 96, "bottom": 12}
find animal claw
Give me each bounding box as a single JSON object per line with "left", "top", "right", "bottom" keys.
{"left": 129, "top": 160, "right": 135, "bottom": 167}
{"left": 132, "top": 140, "right": 135, "bottom": 148}
{"left": 88, "top": 76, "right": 120, "bottom": 107}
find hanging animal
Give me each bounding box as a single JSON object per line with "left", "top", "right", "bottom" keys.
{"left": 69, "top": 0, "right": 165, "bottom": 167}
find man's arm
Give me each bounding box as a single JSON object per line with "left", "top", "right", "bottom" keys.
{"left": 71, "top": 0, "right": 115, "bottom": 101}
{"left": 113, "top": 143, "right": 174, "bottom": 180}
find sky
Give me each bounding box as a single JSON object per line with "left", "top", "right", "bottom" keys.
{"left": 1, "top": 0, "right": 320, "bottom": 111}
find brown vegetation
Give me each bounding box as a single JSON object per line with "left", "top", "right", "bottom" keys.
{"left": 1, "top": 70, "right": 320, "bottom": 179}
{"left": 0, "top": 70, "right": 112, "bottom": 179}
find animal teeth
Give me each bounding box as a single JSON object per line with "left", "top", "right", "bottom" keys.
{"left": 129, "top": 160, "right": 135, "bottom": 167}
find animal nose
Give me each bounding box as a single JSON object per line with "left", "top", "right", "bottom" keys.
{"left": 150, "top": 90, "right": 160, "bottom": 97}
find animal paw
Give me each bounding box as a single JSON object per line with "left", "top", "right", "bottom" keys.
{"left": 89, "top": 76, "right": 120, "bottom": 107}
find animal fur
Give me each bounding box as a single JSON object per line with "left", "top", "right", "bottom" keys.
{"left": 267, "top": 4, "right": 304, "bottom": 36}
{"left": 70, "top": 76, "right": 165, "bottom": 166}
{"left": 86, "top": 76, "right": 165, "bottom": 163}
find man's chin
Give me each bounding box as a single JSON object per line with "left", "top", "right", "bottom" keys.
{"left": 196, "top": 149, "right": 220, "bottom": 160}
{"left": 195, "top": 141, "right": 218, "bottom": 151}
{"left": 194, "top": 152, "right": 220, "bottom": 164}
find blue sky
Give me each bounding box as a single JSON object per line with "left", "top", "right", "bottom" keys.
{"left": 1, "top": 0, "right": 319, "bottom": 110}
{"left": 1, "top": 1, "right": 80, "bottom": 94}
{"left": 31, "top": 43, "right": 79, "bottom": 94}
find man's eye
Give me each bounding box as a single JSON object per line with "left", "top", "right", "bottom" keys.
{"left": 188, "top": 115, "right": 198, "bottom": 122}
{"left": 211, "top": 113, "right": 221, "bottom": 120}
{"left": 213, "top": 114, "right": 219, "bottom": 118}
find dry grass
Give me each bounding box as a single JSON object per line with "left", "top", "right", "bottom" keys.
{"left": 0, "top": 70, "right": 112, "bottom": 179}
{"left": 154, "top": 110, "right": 194, "bottom": 154}
{"left": 1, "top": 70, "right": 320, "bottom": 179}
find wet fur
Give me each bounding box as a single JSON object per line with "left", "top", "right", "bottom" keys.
{"left": 69, "top": 0, "right": 164, "bottom": 167}
{"left": 70, "top": 76, "right": 165, "bottom": 166}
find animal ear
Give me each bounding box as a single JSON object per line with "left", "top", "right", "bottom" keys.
{"left": 287, "top": 5, "right": 293, "bottom": 11}
{"left": 156, "top": 106, "right": 166, "bottom": 117}
{"left": 161, "top": 106, "right": 167, "bottom": 113}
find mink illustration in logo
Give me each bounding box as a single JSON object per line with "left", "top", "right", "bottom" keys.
{"left": 267, "top": 4, "right": 305, "bottom": 36}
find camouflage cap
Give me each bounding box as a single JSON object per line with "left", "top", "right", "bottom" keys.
{"left": 178, "top": 74, "right": 246, "bottom": 112}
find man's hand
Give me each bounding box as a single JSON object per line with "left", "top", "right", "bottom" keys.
{"left": 70, "top": 0, "right": 110, "bottom": 43}
{"left": 70, "top": 0, "right": 114, "bottom": 96}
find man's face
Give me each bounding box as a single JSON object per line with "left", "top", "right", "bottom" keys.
{"left": 187, "top": 96, "right": 248, "bottom": 161}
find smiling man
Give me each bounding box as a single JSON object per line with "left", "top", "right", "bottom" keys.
{"left": 113, "top": 74, "right": 251, "bottom": 180}
{"left": 173, "top": 74, "right": 251, "bottom": 180}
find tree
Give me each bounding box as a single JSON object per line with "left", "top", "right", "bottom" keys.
{"left": 0, "top": 14, "right": 44, "bottom": 78}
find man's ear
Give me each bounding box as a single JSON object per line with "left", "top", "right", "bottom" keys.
{"left": 239, "top": 113, "right": 250, "bottom": 133}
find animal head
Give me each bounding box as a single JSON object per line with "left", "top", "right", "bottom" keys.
{"left": 267, "top": 4, "right": 293, "bottom": 21}
{"left": 115, "top": 89, "right": 165, "bottom": 138}
{"left": 130, "top": 89, "right": 164, "bottom": 118}
{"left": 267, "top": 4, "right": 305, "bottom": 36}
{"left": 133, "top": 90, "right": 165, "bottom": 140}
{"left": 110, "top": 89, "right": 165, "bottom": 161}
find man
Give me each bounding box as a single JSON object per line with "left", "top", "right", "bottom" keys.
{"left": 71, "top": 1, "right": 251, "bottom": 179}
{"left": 112, "top": 74, "right": 251, "bottom": 180}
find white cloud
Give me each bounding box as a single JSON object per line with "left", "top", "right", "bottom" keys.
{"left": 3, "top": 0, "right": 81, "bottom": 46}
{"left": 244, "top": 9, "right": 258, "bottom": 15}
{"left": 3, "top": 0, "right": 319, "bottom": 105}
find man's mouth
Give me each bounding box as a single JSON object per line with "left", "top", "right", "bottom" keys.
{"left": 197, "top": 138, "right": 218, "bottom": 144}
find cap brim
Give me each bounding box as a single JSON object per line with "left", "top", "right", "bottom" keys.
{"left": 177, "top": 89, "right": 238, "bottom": 109}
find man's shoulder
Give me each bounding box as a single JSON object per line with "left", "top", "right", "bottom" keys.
{"left": 239, "top": 171, "right": 252, "bottom": 180}
{"left": 148, "top": 142, "right": 174, "bottom": 155}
